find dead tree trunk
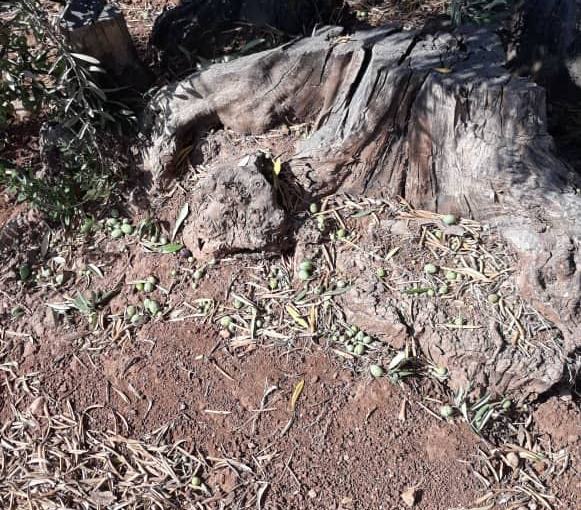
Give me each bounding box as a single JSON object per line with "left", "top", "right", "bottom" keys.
{"left": 61, "top": 0, "right": 152, "bottom": 90}
{"left": 142, "top": 25, "right": 581, "bottom": 387}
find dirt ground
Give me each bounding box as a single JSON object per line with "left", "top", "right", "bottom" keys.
{"left": 1, "top": 1, "right": 579, "bottom": 509}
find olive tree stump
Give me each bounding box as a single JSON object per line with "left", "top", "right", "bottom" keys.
{"left": 61, "top": 0, "right": 152, "bottom": 90}
{"left": 142, "top": 24, "right": 581, "bottom": 394}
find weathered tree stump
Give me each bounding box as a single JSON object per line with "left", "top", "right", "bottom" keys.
{"left": 61, "top": 0, "right": 152, "bottom": 90}
{"left": 142, "top": 24, "right": 581, "bottom": 394}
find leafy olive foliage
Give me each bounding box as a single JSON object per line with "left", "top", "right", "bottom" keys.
{"left": 448, "top": 0, "right": 515, "bottom": 26}
{"left": 0, "top": 0, "right": 137, "bottom": 223}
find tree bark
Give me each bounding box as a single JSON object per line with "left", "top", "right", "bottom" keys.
{"left": 142, "top": 25, "right": 581, "bottom": 392}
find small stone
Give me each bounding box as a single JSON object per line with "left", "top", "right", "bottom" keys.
{"left": 505, "top": 452, "right": 520, "bottom": 469}
{"left": 401, "top": 487, "right": 418, "bottom": 507}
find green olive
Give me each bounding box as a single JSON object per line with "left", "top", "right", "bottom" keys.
{"left": 445, "top": 270, "right": 457, "bottom": 281}
{"left": 220, "top": 316, "right": 233, "bottom": 327}
{"left": 144, "top": 282, "right": 155, "bottom": 293}
{"left": 150, "top": 235, "right": 159, "bottom": 243}
{"left": 255, "top": 319, "right": 263, "bottom": 328}
{"left": 148, "top": 300, "right": 160, "bottom": 314}
{"left": 110, "top": 208, "right": 120, "bottom": 219}
{"left": 502, "top": 399, "right": 512, "bottom": 410}
{"left": 369, "top": 364, "right": 384, "bottom": 378}
{"left": 487, "top": 293, "right": 500, "bottom": 304}
{"left": 121, "top": 223, "right": 134, "bottom": 235}
{"left": 427, "top": 289, "right": 435, "bottom": 297}
{"left": 19, "top": 264, "right": 31, "bottom": 281}
{"left": 438, "top": 284, "right": 449, "bottom": 295}
{"left": 191, "top": 476, "right": 202, "bottom": 488}
{"left": 376, "top": 268, "right": 386, "bottom": 278}
{"left": 454, "top": 317, "right": 464, "bottom": 326}
{"left": 111, "top": 228, "right": 123, "bottom": 239}
{"left": 126, "top": 305, "right": 137, "bottom": 318}
{"left": 336, "top": 280, "right": 346, "bottom": 289}
{"left": 233, "top": 298, "right": 243, "bottom": 309}
{"left": 314, "top": 286, "right": 323, "bottom": 295}
{"left": 442, "top": 214, "right": 458, "bottom": 226}
{"left": 309, "top": 203, "right": 319, "bottom": 214}
{"left": 11, "top": 306, "right": 25, "bottom": 319}
{"left": 299, "top": 260, "right": 313, "bottom": 272}
{"left": 147, "top": 276, "right": 157, "bottom": 285}
{"left": 424, "top": 263, "right": 438, "bottom": 275}
{"left": 362, "top": 335, "right": 372, "bottom": 345}
{"left": 268, "top": 278, "right": 278, "bottom": 290}
{"left": 106, "top": 218, "right": 118, "bottom": 227}
{"left": 336, "top": 228, "right": 346, "bottom": 239}
{"left": 135, "top": 282, "right": 145, "bottom": 292}
{"left": 131, "top": 313, "right": 142, "bottom": 325}
{"left": 159, "top": 236, "right": 168, "bottom": 245}
{"left": 193, "top": 269, "right": 204, "bottom": 281}
{"left": 355, "top": 331, "right": 365, "bottom": 342}
{"left": 345, "top": 343, "right": 355, "bottom": 353}
{"left": 440, "top": 405, "right": 454, "bottom": 417}
{"left": 354, "top": 343, "right": 366, "bottom": 355}
{"left": 298, "top": 269, "right": 310, "bottom": 281}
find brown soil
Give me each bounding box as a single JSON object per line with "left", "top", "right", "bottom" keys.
{"left": 8, "top": 318, "right": 483, "bottom": 508}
